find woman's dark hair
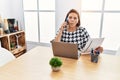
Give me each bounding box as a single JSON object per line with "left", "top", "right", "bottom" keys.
{"left": 65, "top": 9, "right": 80, "bottom": 27}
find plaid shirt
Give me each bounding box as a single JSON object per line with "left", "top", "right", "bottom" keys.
{"left": 60, "top": 27, "right": 90, "bottom": 51}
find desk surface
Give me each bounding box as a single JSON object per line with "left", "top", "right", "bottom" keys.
{"left": 0, "top": 46, "right": 120, "bottom": 80}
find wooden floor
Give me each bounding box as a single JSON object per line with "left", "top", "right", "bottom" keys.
{"left": 26, "top": 42, "right": 40, "bottom": 51}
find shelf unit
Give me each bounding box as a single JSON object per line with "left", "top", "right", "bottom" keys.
{"left": 0, "top": 30, "right": 26, "bottom": 57}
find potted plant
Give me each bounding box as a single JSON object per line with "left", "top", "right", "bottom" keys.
{"left": 49, "top": 57, "right": 62, "bottom": 72}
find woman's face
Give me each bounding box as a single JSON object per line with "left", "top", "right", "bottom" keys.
{"left": 68, "top": 12, "right": 78, "bottom": 27}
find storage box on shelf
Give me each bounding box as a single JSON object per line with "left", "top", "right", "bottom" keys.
{"left": 0, "top": 30, "right": 26, "bottom": 57}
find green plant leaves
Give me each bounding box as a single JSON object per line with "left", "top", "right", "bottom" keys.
{"left": 49, "top": 57, "right": 62, "bottom": 67}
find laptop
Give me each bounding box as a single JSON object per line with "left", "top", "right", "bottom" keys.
{"left": 51, "top": 41, "right": 80, "bottom": 59}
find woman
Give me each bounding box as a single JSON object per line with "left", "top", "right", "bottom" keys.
{"left": 54, "top": 9, "right": 103, "bottom": 53}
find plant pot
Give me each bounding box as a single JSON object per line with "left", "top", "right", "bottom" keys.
{"left": 52, "top": 67, "right": 60, "bottom": 72}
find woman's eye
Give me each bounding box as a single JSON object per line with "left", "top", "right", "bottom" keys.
{"left": 69, "top": 17, "right": 72, "bottom": 19}
{"left": 74, "top": 17, "right": 77, "bottom": 20}
{"left": 68, "top": 16, "right": 77, "bottom": 20}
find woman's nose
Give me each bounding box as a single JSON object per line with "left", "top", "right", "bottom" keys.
{"left": 70, "top": 18, "right": 74, "bottom": 21}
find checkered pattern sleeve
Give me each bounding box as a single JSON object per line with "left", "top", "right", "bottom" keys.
{"left": 61, "top": 27, "right": 90, "bottom": 51}
{"left": 80, "top": 27, "right": 90, "bottom": 50}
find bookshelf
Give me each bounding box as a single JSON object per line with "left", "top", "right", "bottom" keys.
{"left": 0, "top": 30, "right": 26, "bottom": 57}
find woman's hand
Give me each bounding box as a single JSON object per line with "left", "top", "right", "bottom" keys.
{"left": 95, "top": 46, "right": 103, "bottom": 53}
{"left": 59, "top": 22, "right": 68, "bottom": 31}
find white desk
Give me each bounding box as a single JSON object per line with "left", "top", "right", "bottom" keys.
{"left": 0, "top": 46, "right": 120, "bottom": 80}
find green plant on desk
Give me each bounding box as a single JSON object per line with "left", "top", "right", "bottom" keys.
{"left": 49, "top": 57, "right": 62, "bottom": 72}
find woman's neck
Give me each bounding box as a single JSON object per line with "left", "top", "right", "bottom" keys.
{"left": 67, "top": 26, "right": 77, "bottom": 32}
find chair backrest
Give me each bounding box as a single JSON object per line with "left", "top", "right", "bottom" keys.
{"left": 0, "top": 47, "right": 15, "bottom": 67}
{"left": 116, "top": 46, "right": 120, "bottom": 56}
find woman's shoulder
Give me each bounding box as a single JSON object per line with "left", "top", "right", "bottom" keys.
{"left": 77, "top": 26, "right": 86, "bottom": 30}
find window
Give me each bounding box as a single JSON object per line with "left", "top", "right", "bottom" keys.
{"left": 39, "top": 0, "right": 55, "bottom": 10}
{"left": 23, "top": 0, "right": 55, "bottom": 43}
{"left": 102, "top": 13, "right": 120, "bottom": 50}
{"left": 81, "top": 0, "right": 103, "bottom": 10}
{"left": 81, "top": 13, "right": 101, "bottom": 37}
{"left": 39, "top": 12, "right": 55, "bottom": 43}
{"left": 23, "top": 0, "right": 37, "bottom": 10}
{"left": 24, "top": 12, "right": 38, "bottom": 42}
{"left": 105, "top": 0, "right": 120, "bottom": 10}
{"left": 81, "top": 0, "right": 120, "bottom": 51}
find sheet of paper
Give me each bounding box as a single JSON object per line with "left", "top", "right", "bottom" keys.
{"left": 81, "top": 38, "right": 104, "bottom": 53}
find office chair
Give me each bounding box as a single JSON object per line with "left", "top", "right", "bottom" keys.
{"left": 0, "top": 47, "right": 15, "bottom": 67}
{"left": 116, "top": 46, "right": 120, "bottom": 56}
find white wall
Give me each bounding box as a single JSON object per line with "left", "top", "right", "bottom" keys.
{"left": 11, "top": 0, "right": 24, "bottom": 30}
{"left": 56, "top": 0, "right": 81, "bottom": 31}
{"left": 0, "top": 0, "right": 13, "bottom": 18}
{"left": 0, "top": 0, "right": 24, "bottom": 29}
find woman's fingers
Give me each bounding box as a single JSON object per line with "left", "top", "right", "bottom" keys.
{"left": 95, "top": 46, "right": 103, "bottom": 53}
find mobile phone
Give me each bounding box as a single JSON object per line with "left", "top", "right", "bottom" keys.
{"left": 64, "top": 17, "right": 68, "bottom": 28}
{"left": 65, "top": 17, "right": 68, "bottom": 23}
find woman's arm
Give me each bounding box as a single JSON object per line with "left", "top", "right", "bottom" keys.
{"left": 82, "top": 28, "right": 90, "bottom": 48}
{"left": 54, "top": 22, "right": 67, "bottom": 42}
{"left": 54, "top": 29, "right": 63, "bottom": 42}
